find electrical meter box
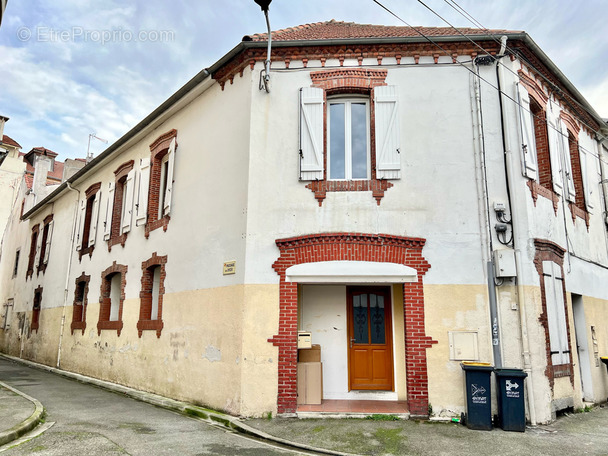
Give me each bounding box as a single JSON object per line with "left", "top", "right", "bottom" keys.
{"left": 298, "top": 331, "right": 312, "bottom": 349}
{"left": 493, "top": 249, "right": 516, "bottom": 277}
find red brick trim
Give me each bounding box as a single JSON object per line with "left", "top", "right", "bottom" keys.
{"left": 113, "top": 160, "right": 134, "bottom": 180}
{"left": 97, "top": 262, "right": 127, "bottom": 336}
{"left": 80, "top": 183, "right": 101, "bottom": 260}
{"left": 145, "top": 129, "right": 177, "bottom": 237}
{"left": 527, "top": 180, "right": 560, "bottom": 213}
{"left": 560, "top": 111, "right": 580, "bottom": 140}
{"left": 37, "top": 214, "right": 54, "bottom": 276}
{"left": 138, "top": 252, "right": 167, "bottom": 338}
{"left": 569, "top": 203, "right": 590, "bottom": 229}
{"left": 270, "top": 233, "right": 435, "bottom": 417}
{"left": 85, "top": 182, "right": 102, "bottom": 199}
{"left": 533, "top": 239, "right": 574, "bottom": 389}
{"left": 304, "top": 70, "right": 394, "bottom": 205}
{"left": 518, "top": 70, "right": 548, "bottom": 107}
{"left": 26, "top": 224, "right": 39, "bottom": 280}
{"left": 71, "top": 272, "right": 90, "bottom": 335}
{"left": 31, "top": 286, "right": 43, "bottom": 333}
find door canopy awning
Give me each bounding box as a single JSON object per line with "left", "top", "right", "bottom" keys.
{"left": 285, "top": 261, "right": 418, "bottom": 284}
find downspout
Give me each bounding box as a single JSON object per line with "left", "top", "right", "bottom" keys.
{"left": 472, "top": 59, "right": 503, "bottom": 368}
{"left": 56, "top": 182, "right": 80, "bottom": 368}
{"left": 496, "top": 35, "right": 537, "bottom": 425}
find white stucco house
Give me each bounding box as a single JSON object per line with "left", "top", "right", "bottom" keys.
{"left": 1, "top": 21, "right": 607, "bottom": 423}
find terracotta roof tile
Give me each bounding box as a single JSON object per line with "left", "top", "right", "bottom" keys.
{"left": 1, "top": 135, "right": 21, "bottom": 148}
{"left": 246, "top": 20, "right": 519, "bottom": 42}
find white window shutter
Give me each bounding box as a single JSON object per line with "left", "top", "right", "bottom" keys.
{"left": 516, "top": 84, "right": 538, "bottom": 179}
{"left": 76, "top": 199, "right": 85, "bottom": 251}
{"left": 89, "top": 192, "right": 100, "bottom": 247}
{"left": 299, "top": 87, "right": 324, "bottom": 181}
{"left": 163, "top": 138, "right": 176, "bottom": 216}
{"left": 547, "top": 119, "right": 563, "bottom": 195}
{"left": 136, "top": 158, "right": 150, "bottom": 226}
{"left": 560, "top": 121, "right": 575, "bottom": 202}
{"left": 122, "top": 170, "right": 135, "bottom": 233}
{"left": 374, "top": 85, "right": 401, "bottom": 179}
{"left": 579, "top": 148, "right": 593, "bottom": 211}
{"left": 43, "top": 221, "right": 53, "bottom": 264}
{"left": 543, "top": 261, "right": 570, "bottom": 365}
{"left": 104, "top": 182, "right": 115, "bottom": 241}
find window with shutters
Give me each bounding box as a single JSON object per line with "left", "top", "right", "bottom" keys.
{"left": 534, "top": 239, "right": 573, "bottom": 384}
{"left": 137, "top": 253, "right": 167, "bottom": 338}
{"left": 300, "top": 69, "right": 399, "bottom": 206}
{"left": 71, "top": 273, "right": 90, "bottom": 335}
{"left": 77, "top": 182, "right": 101, "bottom": 260}
{"left": 105, "top": 160, "right": 134, "bottom": 250}
{"left": 97, "top": 262, "right": 127, "bottom": 336}
{"left": 37, "top": 214, "right": 54, "bottom": 275}
{"left": 31, "top": 286, "right": 42, "bottom": 333}
{"left": 26, "top": 224, "right": 39, "bottom": 279}
{"left": 145, "top": 129, "right": 177, "bottom": 237}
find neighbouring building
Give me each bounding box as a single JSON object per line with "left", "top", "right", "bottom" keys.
{"left": 1, "top": 21, "right": 607, "bottom": 423}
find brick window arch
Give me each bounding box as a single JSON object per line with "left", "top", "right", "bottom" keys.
{"left": 137, "top": 252, "right": 167, "bottom": 338}
{"left": 145, "top": 129, "right": 177, "bottom": 237}
{"left": 71, "top": 272, "right": 90, "bottom": 335}
{"left": 270, "top": 233, "right": 435, "bottom": 417}
{"left": 98, "top": 262, "right": 127, "bottom": 336}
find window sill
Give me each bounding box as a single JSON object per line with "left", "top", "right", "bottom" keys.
{"left": 71, "top": 320, "right": 86, "bottom": 335}
{"left": 305, "top": 179, "right": 394, "bottom": 206}
{"left": 97, "top": 320, "right": 124, "bottom": 336}
{"left": 137, "top": 319, "right": 164, "bottom": 338}
{"left": 145, "top": 216, "right": 170, "bottom": 238}
{"left": 526, "top": 180, "right": 559, "bottom": 213}
{"left": 107, "top": 233, "right": 128, "bottom": 251}
{"left": 568, "top": 203, "right": 590, "bottom": 230}
{"left": 552, "top": 364, "right": 571, "bottom": 378}
{"left": 79, "top": 245, "right": 94, "bottom": 261}
{"left": 37, "top": 263, "right": 47, "bottom": 276}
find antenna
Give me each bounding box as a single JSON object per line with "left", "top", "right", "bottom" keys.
{"left": 254, "top": 0, "right": 272, "bottom": 93}
{"left": 86, "top": 133, "right": 108, "bottom": 163}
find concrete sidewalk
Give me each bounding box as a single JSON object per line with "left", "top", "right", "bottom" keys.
{"left": 0, "top": 381, "right": 44, "bottom": 448}
{"left": 1, "top": 353, "right": 607, "bottom": 455}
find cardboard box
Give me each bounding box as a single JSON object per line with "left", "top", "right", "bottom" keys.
{"left": 298, "top": 344, "right": 321, "bottom": 362}
{"left": 297, "top": 362, "right": 323, "bottom": 405}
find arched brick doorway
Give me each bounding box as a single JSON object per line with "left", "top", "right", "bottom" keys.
{"left": 269, "top": 233, "right": 436, "bottom": 417}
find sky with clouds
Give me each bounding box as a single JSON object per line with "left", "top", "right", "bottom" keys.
{"left": 1, "top": 0, "right": 606, "bottom": 160}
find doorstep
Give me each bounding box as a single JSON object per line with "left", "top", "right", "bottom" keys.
{"left": 296, "top": 399, "right": 410, "bottom": 418}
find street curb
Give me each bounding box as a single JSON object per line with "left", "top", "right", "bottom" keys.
{"left": 0, "top": 354, "right": 356, "bottom": 456}
{"left": 0, "top": 380, "right": 44, "bottom": 447}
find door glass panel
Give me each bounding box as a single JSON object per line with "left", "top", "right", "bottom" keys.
{"left": 370, "top": 294, "right": 386, "bottom": 344}
{"left": 353, "top": 294, "right": 369, "bottom": 344}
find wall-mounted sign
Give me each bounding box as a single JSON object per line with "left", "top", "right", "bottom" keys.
{"left": 223, "top": 261, "right": 236, "bottom": 275}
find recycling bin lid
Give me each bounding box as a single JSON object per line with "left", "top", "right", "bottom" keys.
{"left": 494, "top": 368, "right": 528, "bottom": 378}
{"left": 461, "top": 362, "right": 493, "bottom": 371}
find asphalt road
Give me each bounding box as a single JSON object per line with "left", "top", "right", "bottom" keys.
{"left": 0, "top": 358, "right": 305, "bottom": 456}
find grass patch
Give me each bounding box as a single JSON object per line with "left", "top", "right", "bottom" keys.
{"left": 366, "top": 414, "right": 401, "bottom": 421}
{"left": 375, "top": 428, "right": 405, "bottom": 455}
{"left": 311, "top": 425, "right": 326, "bottom": 433}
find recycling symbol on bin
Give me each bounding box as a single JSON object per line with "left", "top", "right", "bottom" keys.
{"left": 505, "top": 380, "right": 519, "bottom": 392}
{"left": 471, "top": 384, "right": 486, "bottom": 397}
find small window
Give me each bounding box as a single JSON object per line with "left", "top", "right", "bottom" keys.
{"left": 13, "top": 250, "right": 20, "bottom": 278}
{"left": 105, "top": 161, "right": 134, "bottom": 249}
{"left": 71, "top": 274, "right": 90, "bottom": 335}
{"left": 328, "top": 98, "right": 370, "bottom": 180}
{"left": 37, "top": 215, "right": 54, "bottom": 275}
{"left": 137, "top": 253, "right": 166, "bottom": 338}
{"left": 97, "top": 262, "right": 127, "bottom": 336}
{"left": 159, "top": 155, "right": 170, "bottom": 218}
{"left": 542, "top": 261, "right": 571, "bottom": 369}
{"left": 77, "top": 183, "right": 101, "bottom": 259}
{"left": 31, "top": 287, "right": 42, "bottom": 333}
{"left": 145, "top": 130, "right": 177, "bottom": 236}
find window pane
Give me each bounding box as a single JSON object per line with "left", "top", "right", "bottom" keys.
{"left": 330, "top": 103, "right": 345, "bottom": 179}
{"left": 151, "top": 266, "right": 161, "bottom": 320}
{"left": 351, "top": 102, "right": 368, "bottom": 179}
{"left": 353, "top": 294, "right": 369, "bottom": 344}
{"left": 110, "top": 274, "right": 121, "bottom": 321}
{"left": 370, "top": 294, "right": 386, "bottom": 344}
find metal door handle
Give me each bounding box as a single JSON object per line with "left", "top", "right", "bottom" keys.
{"left": 350, "top": 338, "right": 356, "bottom": 348}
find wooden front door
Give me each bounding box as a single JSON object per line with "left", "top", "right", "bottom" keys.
{"left": 347, "top": 287, "right": 394, "bottom": 391}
